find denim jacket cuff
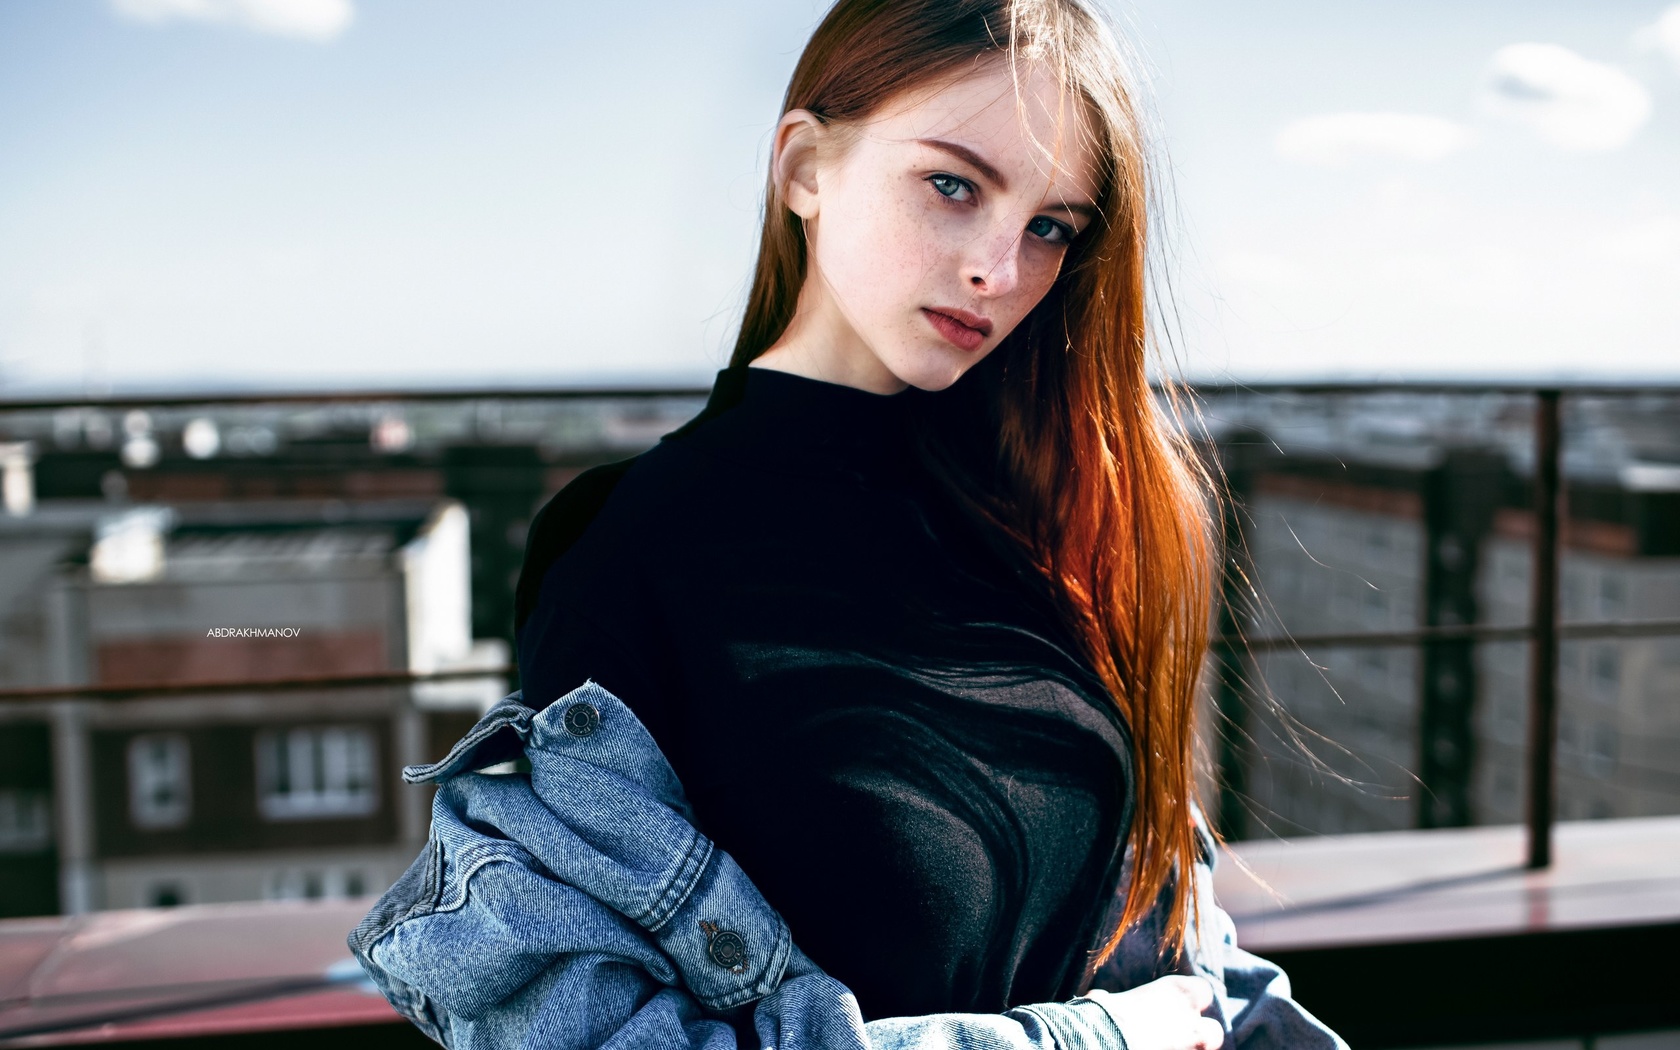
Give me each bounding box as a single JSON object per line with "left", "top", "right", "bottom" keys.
{"left": 1013, "top": 996, "right": 1129, "bottom": 1050}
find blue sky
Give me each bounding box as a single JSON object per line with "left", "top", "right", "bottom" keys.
{"left": 0, "top": 0, "right": 1676, "bottom": 392}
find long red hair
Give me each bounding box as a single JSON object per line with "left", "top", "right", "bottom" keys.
{"left": 730, "top": 0, "right": 1216, "bottom": 963}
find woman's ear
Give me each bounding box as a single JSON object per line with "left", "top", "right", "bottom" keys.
{"left": 773, "top": 109, "right": 826, "bottom": 221}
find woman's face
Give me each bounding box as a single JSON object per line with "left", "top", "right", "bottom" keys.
{"left": 767, "top": 57, "right": 1101, "bottom": 394}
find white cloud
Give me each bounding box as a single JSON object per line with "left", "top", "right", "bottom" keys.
{"left": 1634, "top": 5, "right": 1680, "bottom": 71}
{"left": 110, "top": 0, "right": 353, "bottom": 41}
{"left": 1476, "top": 43, "right": 1650, "bottom": 151}
{"left": 1273, "top": 112, "right": 1474, "bottom": 168}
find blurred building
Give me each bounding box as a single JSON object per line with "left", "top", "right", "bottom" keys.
{"left": 22, "top": 397, "right": 700, "bottom": 662}
{"left": 1226, "top": 426, "right": 1680, "bottom": 839}
{"left": 1478, "top": 469, "right": 1680, "bottom": 826}
{"left": 0, "top": 394, "right": 704, "bottom": 919}
{"left": 0, "top": 497, "right": 500, "bottom": 917}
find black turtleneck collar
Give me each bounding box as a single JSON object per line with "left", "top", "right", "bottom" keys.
{"left": 672, "top": 364, "right": 918, "bottom": 479}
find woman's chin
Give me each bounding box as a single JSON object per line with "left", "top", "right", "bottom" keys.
{"left": 883, "top": 349, "right": 984, "bottom": 393}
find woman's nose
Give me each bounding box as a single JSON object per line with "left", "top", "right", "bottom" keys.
{"left": 964, "top": 231, "right": 1022, "bottom": 297}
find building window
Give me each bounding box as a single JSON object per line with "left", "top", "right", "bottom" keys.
{"left": 1364, "top": 525, "right": 1390, "bottom": 560}
{"left": 1598, "top": 575, "right": 1626, "bottom": 618}
{"left": 0, "top": 789, "right": 53, "bottom": 853}
{"left": 265, "top": 866, "right": 368, "bottom": 901}
{"left": 1361, "top": 588, "right": 1389, "bottom": 627}
{"left": 1357, "top": 648, "right": 1387, "bottom": 688}
{"left": 147, "top": 882, "right": 186, "bottom": 908}
{"left": 1588, "top": 722, "right": 1619, "bottom": 779}
{"left": 1590, "top": 646, "right": 1621, "bottom": 700}
{"left": 255, "top": 726, "right": 378, "bottom": 821}
{"left": 128, "top": 734, "right": 191, "bottom": 830}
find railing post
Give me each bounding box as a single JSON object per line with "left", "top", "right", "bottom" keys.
{"left": 1213, "top": 591, "right": 1250, "bottom": 841}
{"left": 1213, "top": 429, "right": 1264, "bottom": 841}
{"left": 1418, "top": 450, "right": 1504, "bottom": 829}
{"left": 1526, "top": 390, "right": 1562, "bottom": 869}
{"left": 50, "top": 699, "right": 99, "bottom": 914}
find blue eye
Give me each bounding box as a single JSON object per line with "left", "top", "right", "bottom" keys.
{"left": 928, "top": 173, "right": 973, "bottom": 202}
{"left": 1027, "top": 215, "right": 1074, "bottom": 245}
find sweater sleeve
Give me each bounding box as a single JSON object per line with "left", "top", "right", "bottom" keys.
{"left": 514, "top": 459, "right": 678, "bottom": 750}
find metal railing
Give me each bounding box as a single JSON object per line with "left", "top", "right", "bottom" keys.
{"left": 4, "top": 379, "right": 1679, "bottom": 872}
{"left": 0, "top": 665, "right": 509, "bottom": 704}
{"left": 1205, "top": 383, "right": 1679, "bottom": 866}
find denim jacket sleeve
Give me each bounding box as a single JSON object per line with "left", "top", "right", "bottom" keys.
{"left": 349, "top": 682, "right": 1339, "bottom": 1050}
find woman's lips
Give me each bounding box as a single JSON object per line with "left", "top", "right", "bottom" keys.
{"left": 921, "top": 307, "right": 991, "bottom": 352}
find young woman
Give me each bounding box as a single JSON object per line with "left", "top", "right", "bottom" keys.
{"left": 510, "top": 1, "right": 1332, "bottom": 1046}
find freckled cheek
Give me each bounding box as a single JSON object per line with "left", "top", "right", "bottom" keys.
{"left": 1022, "top": 250, "right": 1065, "bottom": 298}
{"left": 826, "top": 199, "right": 941, "bottom": 315}
{"left": 866, "top": 188, "right": 946, "bottom": 282}
{"left": 994, "top": 254, "right": 1064, "bottom": 332}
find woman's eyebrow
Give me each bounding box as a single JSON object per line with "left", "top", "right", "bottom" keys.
{"left": 918, "top": 137, "right": 1097, "bottom": 219}
{"left": 917, "top": 138, "right": 1008, "bottom": 189}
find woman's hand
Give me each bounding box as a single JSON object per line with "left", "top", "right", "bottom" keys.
{"left": 1086, "top": 975, "right": 1225, "bottom": 1050}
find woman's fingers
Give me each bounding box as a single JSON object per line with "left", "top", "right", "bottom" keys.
{"left": 1160, "top": 974, "right": 1215, "bottom": 1012}
{"left": 1087, "top": 975, "right": 1224, "bottom": 1050}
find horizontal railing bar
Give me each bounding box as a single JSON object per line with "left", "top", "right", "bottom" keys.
{"left": 1215, "top": 619, "right": 1680, "bottom": 652}
{"left": 0, "top": 666, "right": 509, "bottom": 704}
{"left": 1, "top": 619, "right": 1675, "bottom": 704}
{"left": 4, "top": 380, "right": 1680, "bottom": 413}
{"left": 0, "top": 386, "right": 713, "bottom": 412}
{"left": 1184, "top": 381, "right": 1680, "bottom": 397}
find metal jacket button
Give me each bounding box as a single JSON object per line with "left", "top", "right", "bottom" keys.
{"left": 699, "top": 920, "right": 747, "bottom": 973}
{"left": 561, "top": 702, "right": 600, "bottom": 738}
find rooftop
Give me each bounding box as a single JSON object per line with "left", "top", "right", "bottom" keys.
{"left": 1, "top": 818, "right": 1676, "bottom": 1048}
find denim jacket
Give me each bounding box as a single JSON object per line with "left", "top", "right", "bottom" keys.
{"left": 350, "top": 681, "right": 1347, "bottom": 1050}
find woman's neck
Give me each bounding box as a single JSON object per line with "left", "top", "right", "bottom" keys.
{"left": 749, "top": 281, "right": 909, "bottom": 395}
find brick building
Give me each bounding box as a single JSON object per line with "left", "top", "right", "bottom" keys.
{"left": 0, "top": 498, "right": 499, "bottom": 917}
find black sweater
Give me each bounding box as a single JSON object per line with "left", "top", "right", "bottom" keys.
{"left": 514, "top": 365, "right": 1131, "bottom": 1020}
